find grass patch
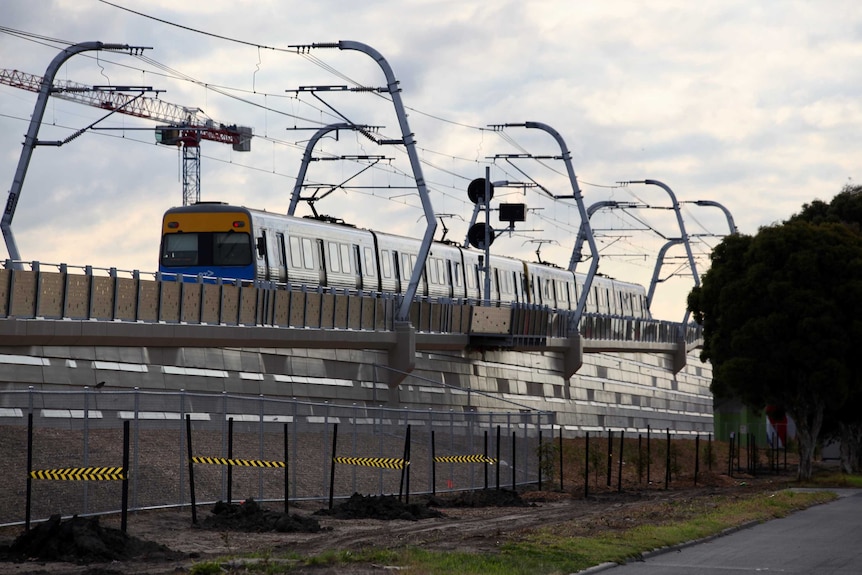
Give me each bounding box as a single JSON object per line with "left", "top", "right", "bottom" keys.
{"left": 798, "top": 470, "right": 862, "bottom": 488}
{"left": 496, "top": 490, "right": 837, "bottom": 574}
{"left": 193, "top": 489, "right": 839, "bottom": 575}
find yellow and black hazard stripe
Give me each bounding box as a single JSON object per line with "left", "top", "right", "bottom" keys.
{"left": 29, "top": 466, "right": 126, "bottom": 481}
{"left": 191, "top": 456, "right": 286, "bottom": 468}
{"left": 332, "top": 456, "right": 408, "bottom": 469}
{"left": 434, "top": 455, "right": 497, "bottom": 464}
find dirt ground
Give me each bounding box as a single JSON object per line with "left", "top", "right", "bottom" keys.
{"left": 0, "top": 470, "right": 797, "bottom": 575}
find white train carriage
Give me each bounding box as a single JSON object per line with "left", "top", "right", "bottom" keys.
{"left": 250, "top": 211, "right": 379, "bottom": 290}
{"left": 160, "top": 203, "right": 652, "bottom": 319}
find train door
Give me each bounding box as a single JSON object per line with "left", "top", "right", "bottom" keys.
{"left": 401, "top": 252, "right": 427, "bottom": 297}
{"left": 344, "top": 242, "right": 360, "bottom": 289}
{"left": 256, "top": 228, "right": 271, "bottom": 281}
{"left": 381, "top": 248, "right": 398, "bottom": 293}
{"left": 533, "top": 275, "right": 543, "bottom": 305}
{"left": 358, "top": 245, "right": 378, "bottom": 291}
{"left": 452, "top": 259, "right": 465, "bottom": 299}
{"left": 314, "top": 238, "right": 326, "bottom": 286}
{"left": 275, "top": 232, "right": 287, "bottom": 283}
{"left": 513, "top": 270, "right": 523, "bottom": 303}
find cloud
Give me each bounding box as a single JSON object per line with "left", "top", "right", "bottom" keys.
{"left": 1, "top": 0, "right": 861, "bottom": 321}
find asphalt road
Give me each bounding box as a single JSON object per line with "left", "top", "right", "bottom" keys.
{"left": 593, "top": 489, "right": 862, "bottom": 575}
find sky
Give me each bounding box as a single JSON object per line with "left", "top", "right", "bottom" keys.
{"left": 2, "top": 0, "right": 861, "bottom": 322}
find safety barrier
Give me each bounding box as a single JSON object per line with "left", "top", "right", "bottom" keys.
{"left": 25, "top": 415, "right": 130, "bottom": 533}
{"left": 186, "top": 416, "right": 289, "bottom": 523}
{"left": 0, "top": 260, "right": 700, "bottom": 346}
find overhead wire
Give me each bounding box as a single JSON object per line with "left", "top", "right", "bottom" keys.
{"left": 3, "top": 11, "right": 730, "bottom": 274}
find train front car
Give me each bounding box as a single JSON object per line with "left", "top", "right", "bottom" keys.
{"left": 159, "top": 203, "right": 256, "bottom": 282}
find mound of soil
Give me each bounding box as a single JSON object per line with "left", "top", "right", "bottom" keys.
{"left": 429, "top": 488, "right": 534, "bottom": 508}
{"left": 315, "top": 493, "right": 444, "bottom": 521}
{"left": 0, "top": 514, "right": 181, "bottom": 565}
{"left": 198, "top": 498, "right": 324, "bottom": 533}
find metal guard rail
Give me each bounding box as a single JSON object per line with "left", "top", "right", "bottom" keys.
{"left": 0, "top": 260, "right": 700, "bottom": 346}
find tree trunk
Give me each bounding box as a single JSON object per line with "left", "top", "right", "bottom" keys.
{"left": 839, "top": 424, "right": 853, "bottom": 474}
{"left": 839, "top": 421, "right": 862, "bottom": 474}
{"left": 792, "top": 403, "right": 824, "bottom": 481}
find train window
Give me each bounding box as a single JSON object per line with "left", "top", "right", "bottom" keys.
{"left": 288, "top": 236, "right": 302, "bottom": 268}
{"left": 381, "top": 249, "right": 392, "bottom": 278}
{"left": 363, "top": 247, "right": 375, "bottom": 277}
{"left": 340, "top": 243, "right": 351, "bottom": 274}
{"left": 301, "top": 238, "right": 314, "bottom": 270}
{"left": 213, "top": 232, "right": 252, "bottom": 265}
{"left": 467, "top": 265, "right": 476, "bottom": 289}
{"left": 328, "top": 243, "right": 340, "bottom": 273}
{"left": 437, "top": 259, "right": 445, "bottom": 284}
{"left": 161, "top": 233, "right": 198, "bottom": 266}
{"left": 428, "top": 258, "right": 438, "bottom": 284}
{"left": 275, "top": 233, "right": 286, "bottom": 267}
{"left": 162, "top": 232, "right": 254, "bottom": 268}
{"left": 402, "top": 253, "right": 411, "bottom": 277}
{"left": 453, "top": 262, "right": 463, "bottom": 287}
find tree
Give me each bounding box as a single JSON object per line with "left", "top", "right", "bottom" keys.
{"left": 689, "top": 219, "right": 862, "bottom": 480}
{"left": 791, "top": 185, "right": 862, "bottom": 473}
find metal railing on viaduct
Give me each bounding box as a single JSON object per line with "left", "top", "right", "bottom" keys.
{"left": 0, "top": 261, "right": 702, "bottom": 380}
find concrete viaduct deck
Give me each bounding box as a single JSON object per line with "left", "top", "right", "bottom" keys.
{"left": 0, "top": 263, "right": 701, "bottom": 386}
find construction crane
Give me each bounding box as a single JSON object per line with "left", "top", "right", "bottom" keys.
{"left": 0, "top": 68, "right": 252, "bottom": 205}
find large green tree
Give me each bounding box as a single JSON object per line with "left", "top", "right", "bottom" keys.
{"left": 791, "top": 185, "right": 862, "bottom": 473}
{"left": 689, "top": 217, "right": 862, "bottom": 479}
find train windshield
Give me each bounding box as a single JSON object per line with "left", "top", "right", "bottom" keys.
{"left": 161, "top": 231, "right": 252, "bottom": 267}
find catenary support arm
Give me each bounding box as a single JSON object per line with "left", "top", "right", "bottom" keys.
{"left": 2, "top": 42, "right": 142, "bottom": 267}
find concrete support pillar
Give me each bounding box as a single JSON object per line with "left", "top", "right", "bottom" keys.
{"left": 672, "top": 339, "right": 688, "bottom": 374}
{"left": 387, "top": 321, "right": 416, "bottom": 387}
{"left": 563, "top": 333, "right": 584, "bottom": 379}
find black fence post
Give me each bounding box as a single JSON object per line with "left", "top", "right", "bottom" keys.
{"left": 708, "top": 433, "right": 712, "bottom": 472}
{"left": 227, "top": 417, "right": 234, "bottom": 505}
{"left": 606, "top": 429, "right": 613, "bottom": 487}
{"left": 121, "top": 420, "right": 130, "bottom": 534}
{"left": 728, "top": 433, "right": 734, "bottom": 478}
{"left": 484, "top": 430, "right": 489, "bottom": 490}
{"left": 617, "top": 430, "right": 624, "bottom": 493}
{"left": 496, "top": 426, "right": 501, "bottom": 491}
{"left": 400, "top": 425, "right": 411, "bottom": 504}
{"left": 584, "top": 432, "right": 590, "bottom": 499}
{"left": 186, "top": 414, "right": 197, "bottom": 524}
{"left": 512, "top": 431, "right": 517, "bottom": 490}
{"left": 538, "top": 429, "right": 543, "bottom": 491}
{"left": 694, "top": 434, "right": 700, "bottom": 486}
{"left": 283, "top": 423, "right": 290, "bottom": 515}
{"left": 646, "top": 425, "right": 651, "bottom": 486}
{"left": 664, "top": 428, "right": 671, "bottom": 490}
{"left": 559, "top": 425, "right": 564, "bottom": 492}
{"left": 328, "top": 423, "right": 338, "bottom": 510}
{"left": 25, "top": 412, "right": 33, "bottom": 532}
{"left": 431, "top": 430, "right": 437, "bottom": 496}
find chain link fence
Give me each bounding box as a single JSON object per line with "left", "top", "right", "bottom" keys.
{"left": 0, "top": 388, "right": 556, "bottom": 527}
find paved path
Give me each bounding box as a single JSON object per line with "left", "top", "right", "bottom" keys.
{"left": 593, "top": 489, "right": 862, "bottom": 574}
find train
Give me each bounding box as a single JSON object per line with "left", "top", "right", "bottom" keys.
{"left": 159, "top": 202, "right": 651, "bottom": 319}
